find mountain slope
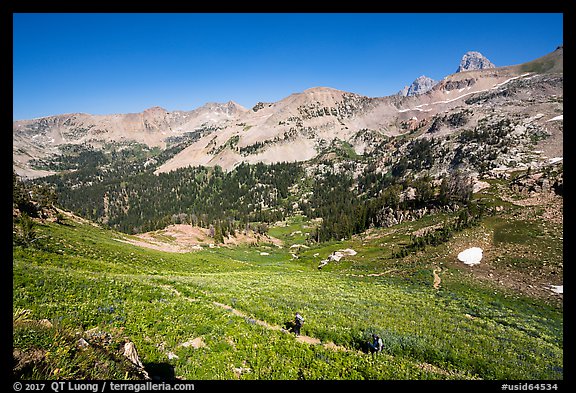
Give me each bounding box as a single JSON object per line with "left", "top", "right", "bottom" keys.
{"left": 12, "top": 46, "right": 563, "bottom": 382}
{"left": 13, "top": 183, "right": 563, "bottom": 379}
{"left": 13, "top": 47, "right": 563, "bottom": 177}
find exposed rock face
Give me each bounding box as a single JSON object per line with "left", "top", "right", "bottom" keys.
{"left": 398, "top": 75, "right": 437, "bottom": 96}
{"left": 510, "top": 169, "right": 563, "bottom": 196}
{"left": 397, "top": 86, "right": 409, "bottom": 97}
{"left": 442, "top": 78, "right": 476, "bottom": 91}
{"left": 457, "top": 51, "right": 496, "bottom": 72}
{"left": 13, "top": 47, "right": 562, "bottom": 177}
{"left": 252, "top": 102, "right": 272, "bottom": 112}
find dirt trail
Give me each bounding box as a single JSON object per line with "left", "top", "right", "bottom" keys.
{"left": 210, "top": 298, "right": 472, "bottom": 375}
{"left": 159, "top": 283, "right": 477, "bottom": 378}
{"left": 345, "top": 269, "right": 397, "bottom": 278}
{"left": 159, "top": 284, "right": 348, "bottom": 350}
{"left": 213, "top": 302, "right": 283, "bottom": 332}
{"left": 433, "top": 268, "right": 442, "bottom": 290}
{"left": 213, "top": 302, "right": 330, "bottom": 347}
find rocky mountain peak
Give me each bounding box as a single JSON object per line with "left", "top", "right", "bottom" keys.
{"left": 223, "top": 100, "right": 247, "bottom": 113}
{"left": 303, "top": 86, "right": 343, "bottom": 94}
{"left": 143, "top": 106, "right": 168, "bottom": 116}
{"left": 12, "top": 47, "right": 563, "bottom": 179}
{"left": 398, "top": 75, "right": 437, "bottom": 97}
{"left": 457, "top": 51, "right": 496, "bottom": 72}
{"left": 198, "top": 101, "right": 246, "bottom": 115}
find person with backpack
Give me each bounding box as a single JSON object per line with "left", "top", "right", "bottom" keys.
{"left": 369, "top": 333, "right": 383, "bottom": 353}
{"left": 294, "top": 312, "right": 304, "bottom": 336}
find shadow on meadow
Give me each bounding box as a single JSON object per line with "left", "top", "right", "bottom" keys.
{"left": 145, "top": 362, "right": 176, "bottom": 380}
{"left": 283, "top": 320, "right": 296, "bottom": 334}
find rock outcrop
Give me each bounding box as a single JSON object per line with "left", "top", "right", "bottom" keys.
{"left": 457, "top": 51, "right": 496, "bottom": 72}
{"left": 398, "top": 75, "right": 437, "bottom": 96}
{"left": 13, "top": 47, "right": 562, "bottom": 177}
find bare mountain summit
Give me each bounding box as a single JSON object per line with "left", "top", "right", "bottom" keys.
{"left": 13, "top": 46, "right": 562, "bottom": 179}
{"left": 398, "top": 76, "right": 437, "bottom": 97}
{"left": 457, "top": 51, "right": 496, "bottom": 72}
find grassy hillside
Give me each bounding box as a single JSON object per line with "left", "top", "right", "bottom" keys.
{"left": 12, "top": 182, "right": 563, "bottom": 381}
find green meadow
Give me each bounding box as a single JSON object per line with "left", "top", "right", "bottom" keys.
{"left": 12, "top": 205, "right": 562, "bottom": 380}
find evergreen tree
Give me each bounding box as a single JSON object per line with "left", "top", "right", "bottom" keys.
{"left": 214, "top": 222, "right": 225, "bottom": 244}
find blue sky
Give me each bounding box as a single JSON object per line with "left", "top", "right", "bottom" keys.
{"left": 13, "top": 13, "right": 563, "bottom": 120}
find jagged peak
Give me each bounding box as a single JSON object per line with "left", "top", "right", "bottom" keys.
{"left": 414, "top": 75, "right": 434, "bottom": 82}
{"left": 198, "top": 101, "right": 246, "bottom": 112}
{"left": 457, "top": 51, "right": 496, "bottom": 72}
{"left": 225, "top": 100, "right": 246, "bottom": 109}
{"left": 397, "top": 75, "right": 437, "bottom": 97}
{"left": 143, "top": 106, "right": 168, "bottom": 113}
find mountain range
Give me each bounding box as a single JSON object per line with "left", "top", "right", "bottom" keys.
{"left": 13, "top": 47, "right": 563, "bottom": 179}
{"left": 397, "top": 51, "right": 498, "bottom": 97}
{"left": 12, "top": 42, "right": 565, "bottom": 383}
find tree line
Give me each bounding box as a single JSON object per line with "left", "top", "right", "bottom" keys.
{"left": 302, "top": 164, "right": 475, "bottom": 243}
{"left": 25, "top": 132, "right": 478, "bottom": 243}
{"left": 44, "top": 162, "right": 304, "bottom": 234}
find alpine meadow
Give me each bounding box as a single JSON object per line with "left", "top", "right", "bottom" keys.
{"left": 12, "top": 16, "right": 563, "bottom": 386}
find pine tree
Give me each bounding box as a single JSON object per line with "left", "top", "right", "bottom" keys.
{"left": 214, "top": 222, "right": 224, "bottom": 244}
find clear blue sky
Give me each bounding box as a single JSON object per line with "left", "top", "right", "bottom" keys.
{"left": 13, "top": 13, "right": 563, "bottom": 120}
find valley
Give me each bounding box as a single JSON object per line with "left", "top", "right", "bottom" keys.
{"left": 12, "top": 178, "right": 563, "bottom": 380}
{"left": 12, "top": 46, "right": 563, "bottom": 382}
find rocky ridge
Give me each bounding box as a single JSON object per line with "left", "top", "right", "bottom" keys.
{"left": 13, "top": 47, "right": 562, "bottom": 179}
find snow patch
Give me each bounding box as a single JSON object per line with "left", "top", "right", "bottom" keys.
{"left": 457, "top": 247, "right": 483, "bottom": 265}
{"left": 549, "top": 157, "right": 563, "bottom": 164}
{"left": 399, "top": 73, "right": 533, "bottom": 113}
{"left": 330, "top": 252, "right": 344, "bottom": 262}
{"left": 547, "top": 285, "right": 563, "bottom": 294}
{"left": 546, "top": 115, "right": 563, "bottom": 122}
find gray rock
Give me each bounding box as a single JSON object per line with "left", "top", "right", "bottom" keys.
{"left": 397, "top": 86, "right": 410, "bottom": 97}
{"left": 77, "top": 338, "right": 90, "bottom": 349}
{"left": 457, "top": 51, "right": 496, "bottom": 72}
{"left": 398, "top": 75, "right": 437, "bottom": 97}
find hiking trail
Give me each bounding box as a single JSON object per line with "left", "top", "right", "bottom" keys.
{"left": 159, "top": 282, "right": 478, "bottom": 379}
{"left": 433, "top": 268, "right": 442, "bottom": 290}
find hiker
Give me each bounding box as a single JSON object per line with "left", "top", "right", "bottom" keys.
{"left": 294, "top": 312, "right": 304, "bottom": 336}
{"left": 368, "top": 334, "right": 383, "bottom": 353}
